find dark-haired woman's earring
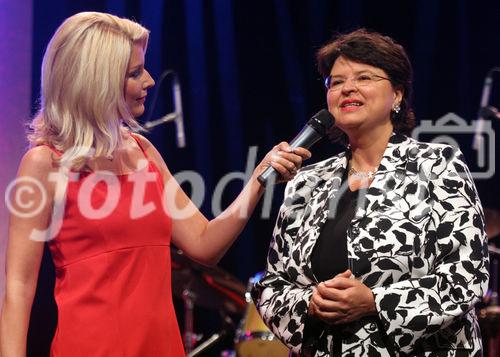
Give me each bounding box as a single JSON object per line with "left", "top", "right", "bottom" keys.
{"left": 392, "top": 104, "right": 401, "bottom": 114}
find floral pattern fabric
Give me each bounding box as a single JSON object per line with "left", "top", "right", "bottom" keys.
{"left": 252, "top": 134, "right": 489, "bottom": 356}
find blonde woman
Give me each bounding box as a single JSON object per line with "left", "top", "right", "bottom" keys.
{"left": 0, "top": 12, "right": 310, "bottom": 356}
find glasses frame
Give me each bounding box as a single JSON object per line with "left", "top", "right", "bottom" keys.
{"left": 324, "top": 73, "right": 391, "bottom": 91}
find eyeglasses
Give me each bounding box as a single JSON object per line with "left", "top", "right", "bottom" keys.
{"left": 324, "top": 73, "right": 391, "bottom": 91}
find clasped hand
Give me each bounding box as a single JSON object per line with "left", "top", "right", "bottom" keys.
{"left": 308, "top": 270, "right": 377, "bottom": 325}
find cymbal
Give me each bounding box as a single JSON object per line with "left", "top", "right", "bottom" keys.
{"left": 484, "top": 207, "right": 500, "bottom": 239}
{"left": 171, "top": 248, "right": 246, "bottom": 314}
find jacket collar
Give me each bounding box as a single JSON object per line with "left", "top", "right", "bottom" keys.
{"left": 308, "top": 133, "right": 413, "bottom": 185}
{"left": 296, "top": 134, "right": 415, "bottom": 278}
{"left": 376, "top": 133, "right": 414, "bottom": 175}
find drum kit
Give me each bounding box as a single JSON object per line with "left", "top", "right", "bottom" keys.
{"left": 171, "top": 248, "right": 288, "bottom": 357}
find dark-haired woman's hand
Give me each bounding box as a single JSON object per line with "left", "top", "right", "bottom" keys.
{"left": 308, "top": 270, "right": 377, "bottom": 325}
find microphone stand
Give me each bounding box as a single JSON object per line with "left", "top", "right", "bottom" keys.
{"left": 141, "top": 69, "right": 186, "bottom": 148}
{"left": 186, "top": 331, "right": 227, "bottom": 357}
{"left": 182, "top": 288, "right": 196, "bottom": 355}
{"left": 473, "top": 68, "right": 500, "bottom": 152}
{"left": 186, "top": 315, "right": 235, "bottom": 357}
{"left": 143, "top": 112, "right": 178, "bottom": 129}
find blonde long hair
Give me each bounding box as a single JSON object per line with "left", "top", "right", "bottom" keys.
{"left": 29, "top": 12, "right": 149, "bottom": 168}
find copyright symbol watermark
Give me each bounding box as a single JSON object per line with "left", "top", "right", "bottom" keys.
{"left": 5, "top": 176, "right": 47, "bottom": 218}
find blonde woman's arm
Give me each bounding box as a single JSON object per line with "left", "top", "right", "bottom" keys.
{"left": 135, "top": 135, "right": 310, "bottom": 266}
{"left": 1, "top": 147, "right": 56, "bottom": 357}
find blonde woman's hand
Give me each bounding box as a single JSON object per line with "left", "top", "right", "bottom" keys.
{"left": 254, "top": 142, "right": 311, "bottom": 184}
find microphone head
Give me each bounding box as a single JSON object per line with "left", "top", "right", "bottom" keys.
{"left": 308, "top": 109, "right": 335, "bottom": 135}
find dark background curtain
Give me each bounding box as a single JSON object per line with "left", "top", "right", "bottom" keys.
{"left": 28, "top": 0, "right": 500, "bottom": 355}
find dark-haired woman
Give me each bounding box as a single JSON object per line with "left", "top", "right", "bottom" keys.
{"left": 253, "top": 29, "right": 489, "bottom": 356}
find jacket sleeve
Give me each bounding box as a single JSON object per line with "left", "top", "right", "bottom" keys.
{"left": 371, "top": 147, "right": 490, "bottom": 354}
{"left": 252, "top": 177, "right": 314, "bottom": 355}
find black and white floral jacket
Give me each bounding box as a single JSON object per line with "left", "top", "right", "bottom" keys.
{"left": 253, "top": 134, "right": 489, "bottom": 356}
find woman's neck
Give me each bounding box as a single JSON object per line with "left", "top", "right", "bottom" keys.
{"left": 347, "top": 124, "right": 393, "bottom": 171}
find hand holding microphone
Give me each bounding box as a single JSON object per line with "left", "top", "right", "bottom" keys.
{"left": 257, "top": 109, "right": 335, "bottom": 186}
{"left": 255, "top": 142, "right": 312, "bottom": 185}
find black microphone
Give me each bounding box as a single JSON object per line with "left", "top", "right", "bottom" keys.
{"left": 258, "top": 109, "right": 335, "bottom": 186}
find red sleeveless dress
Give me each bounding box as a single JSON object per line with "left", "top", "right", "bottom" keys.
{"left": 46, "top": 136, "right": 185, "bottom": 356}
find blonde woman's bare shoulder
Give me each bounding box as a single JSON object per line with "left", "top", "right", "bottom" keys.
{"left": 132, "top": 133, "right": 172, "bottom": 174}
{"left": 19, "top": 145, "right": 60, "bottom": 177}
{"left": 132, "top": 132, "right": 154, "bottom": 150}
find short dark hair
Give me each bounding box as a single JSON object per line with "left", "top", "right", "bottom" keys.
{"left": 316, "top": 29, "right": 415, "bottom": 145}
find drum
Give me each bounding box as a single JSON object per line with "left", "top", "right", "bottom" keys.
{"left": 235, "top": 272, "right": 289, "bottom": 357}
